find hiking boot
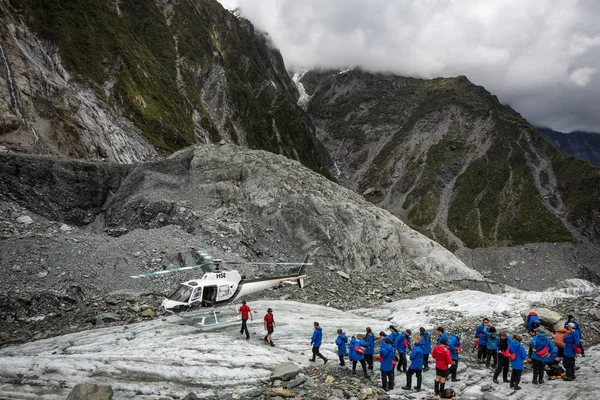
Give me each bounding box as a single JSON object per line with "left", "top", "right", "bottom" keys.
{"left": 401, "top": 386, "right": 411, "bottom": 390}
{"left": 309, "top": 358, "right": 315, "bottom": 362}
{"left": 509, "top": 382, "right": 514, "bottom": 388}
{"left": 246, "top": 337, "right": 250, "bottom": 340}
{"left": 493, "top": 378, "right": 499, "bottom": 384}
{"left": 514, "top": 385, "right": 521, "bottom": 390}
{"left": 539, "top": 379, "right": 544, "bottom": 384}
{"left": 451, "top": 378, "right": 461, "bottom": 382}
{"left": 413, "top": 387, "right": 421, "bottom": 391}
{"left": 363, "top": 373, "right": 368, "bottom": 378}
{"left": 563, "top": 376, "right": 574, "bottom": 381}
{"left": 532, "top": 379, "right": 538, "bottom": 385}
{"left": 264, "top": 336, "right": 268, "bottom": 342}
{"left": 503, "top": 379, "right": 510, "bottom": 383}
{"left": 270, "top": 342, "right": 275, "bottom": 347}
{"left": 382, "top": 387, "right": 388, "bottom": 391}
{"left": 324, "top": 359, "right": 328, "bottom": 365}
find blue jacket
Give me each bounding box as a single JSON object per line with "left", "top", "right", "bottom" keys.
{"left": 335, "top": 333, "right": 348, "bottom": 356}
{"left": 448, "top": 334, "right": 461, "bottom": 360}
{"left": 379, "top": 342, "right": 395, "bottom": 372}
{"left": 563, "top": 332, "right": 580, "bottom": 357}
{"left": 437, "top": 332, "right": 449, "bottom": 345}
{"left": 530, "top": 333, "right": 555, "bottom": 362}
{"left": 364, "top": 332, "right": 375, "bottom": 355}
{"left": 311, "top": 327, "right": 323, "bottom": 347}
{"left": 475, "top": 324, "right": 489, "bottom": 345}
{"left": 409, "top": 342, "right": 425, "bottom": 370}
{"left": 349, "top": 337, "right": 368, "bottom": 361}
{"left": 396, "top": 333, "right": 410, "bottom": 353}
{"left": 508, "top": 340, "right": 528, "bottom": 370}
{"left": 527, "top": 315, "right": 541, "bottom": 332}
{"left": 485, "top": 332, "right": 499, "bottom": 350}
{"left": 421, "top": 330, "right": 432, "bottom": 354}
{"left": 389, "top": 331, "right": 399, "bottom": 347}
{"left": 564, "top": 320, "right": 581, "bottom": 332}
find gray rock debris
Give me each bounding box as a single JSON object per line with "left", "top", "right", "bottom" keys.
{"left": 271, "top": 362, "right": 301, "bottom": 381}
{"left": 66, "top": 383, "right": 113, "bottom": 400}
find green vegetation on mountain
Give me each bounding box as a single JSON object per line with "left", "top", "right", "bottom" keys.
{"left": 8, "top": 0, "right": 330, "bottom": 175}
{"left": 305, "top": 69, "right": 583, "bottom": 248}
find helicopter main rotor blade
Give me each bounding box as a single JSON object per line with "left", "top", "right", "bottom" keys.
{"left": 219, "top": 261, "right": 313, "bottom": 266}
{"left": 130, "top": 263, "right": 210, "bottom": 279}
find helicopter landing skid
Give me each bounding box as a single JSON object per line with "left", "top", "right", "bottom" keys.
{"left": 169, "top": 307, "right": 240, "bottom": 331}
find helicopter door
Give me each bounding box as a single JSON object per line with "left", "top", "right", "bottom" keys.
{"left": 189, "top": 287, "right": 202, "bottom": 308}
{"left": 202, "top": 285, "right": 218, "bottom": 306}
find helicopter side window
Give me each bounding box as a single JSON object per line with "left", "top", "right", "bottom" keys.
{"left": 190, "top": 288, "right": 202, "bottom": 302}
{"left": 218, "top": 285, "right": 229, "bottom": 298}
{"left": 168, "top": 285, "right": 193, "bottom": 303}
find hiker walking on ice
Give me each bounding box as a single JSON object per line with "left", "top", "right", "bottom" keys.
{"left": 263, "top": 308, "right": 276, "bottom": 347}
{"left": 431, "top": 337, "right": 453, "bottom": 396}
{"left": 364, "top": 327, "right": 375, "bottom": 371}
{"left": 419, "top": 327, "right": 432, "bottom": 371}
{"left": 309, "top": 321, "right": 328, "bottom": 364}
{"left": 335, "top": 328, "right": 348, "bottom": 367}
{"left": 235, "top": 300, "right": 253, "bottom": 340}
{"left": 402, "top": 333, "right": 424, "bottom": 392}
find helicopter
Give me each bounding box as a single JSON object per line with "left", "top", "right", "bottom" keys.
{"left": 130, "top": 252, "right": 310, "bottom": 329}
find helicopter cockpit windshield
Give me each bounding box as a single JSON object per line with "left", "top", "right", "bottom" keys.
{"left": 168, "top": 285, "right": 193, "bottom": 303}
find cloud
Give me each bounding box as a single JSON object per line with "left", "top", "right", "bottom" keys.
{"left": 220, "top": 0, "right": 600, "bottom": 133}
{"left": 570, "top": 67, "right": 597, "bottom": 86}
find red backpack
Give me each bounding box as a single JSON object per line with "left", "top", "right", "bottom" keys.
{"left": 501, "top": 348, "right": 517, "bottom": 361}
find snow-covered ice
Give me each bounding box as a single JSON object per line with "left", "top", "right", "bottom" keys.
{"left": 0, "top": 291, "right": 598, "bottom": 399}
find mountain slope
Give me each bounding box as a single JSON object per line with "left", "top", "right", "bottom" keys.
{"left": 301, "top": 69, "right": 600, "bottom": 249}
{"left": 0, "top": 0, "right": 330, "bottom": 175}
{"left": 537, "top": 126, "right": 600, "bottom": 166}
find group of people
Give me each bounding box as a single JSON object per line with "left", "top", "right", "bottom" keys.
{"left": 236, "top": 303, "right": 585, "bottom": 395}
{"left": 330, "top": 324, "right": 458, "bottom": 396}
{"left": 473, "top": 313, "right": 584, "bottom": 389}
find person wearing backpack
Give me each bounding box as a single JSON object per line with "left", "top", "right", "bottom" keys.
{"left": 484, "top": 326, "right": 499, "bottom": 368}
{"left": 403, "top": 334, "right": 424, "bottom": 391}
{"left": 529, "top": 327, "right": 557, "bottom": 384}
{"left": 419, "top": 327, "right": 432, "bottom": 371}
{"left": 553, "top": 327, "right": 567, "bottom": 357}
{"left": 448, "top": 331, "right": 462, "bottom": 382}
{"left": 508, "top": 334, "right": 527, "bottom": 390}
{"left": 562, "top": 323, "right": 580, "bottom": 381}
{"left": 379, "top": 337, "right": 396, "bottom": 391}
{"left": 364, "top": 327, "right": 375, "bottom": 371}
{"left": 474, "top": 318, "right": 490, "bottom": 362}
{"left": 432, "top": 337, "right": 453, "bottom": 396}
{"left": 493, "top": 330, "right": 511, "bottom": 383}
{"left": 395, "top": 329, "right": 412, "bottom": 373}
{"left": 335, "top": 329, "right": 348, "bottom": 367}
{"left": 349, "top": 335, "right": 369, "bottom": 377}
{"left": 309, "top": 321, "right": 328, "bottom": 364}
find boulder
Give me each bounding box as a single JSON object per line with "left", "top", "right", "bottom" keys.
{"left": 98, "top": 313, "right": 121, "bottom": 323}
{"left": 337, "top": 271, "right": 350, "bottom": 280}
{"left": 270, "top": 362, "right": 300, "bottom": 382}
{"left": 520, "top": 308, "right": 563, "bottom": 331}
{"left": 16, "top": 215, "right": 33, "bottom": 225}
{"left": 66, "top": 383, "right": 113, "bottom": 400}
{"left": 141, "top": 309, "right": 156, "bottom": 318}
{"left": 181, "top": 393, "right": 198, "bottom": 400}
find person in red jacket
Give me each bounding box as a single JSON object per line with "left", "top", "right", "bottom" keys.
{"left": 235, "top": 300, "right": 253, "bottom": 340}
{"left": 431, "top": 337, "right": 454, "bottom": 396}
{"left": 263, "top": 308, "right": 276, "bottom": 347}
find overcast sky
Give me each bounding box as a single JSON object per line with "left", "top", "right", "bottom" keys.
{"left": 218, "top": 0, "right": 600, "bottom": 133}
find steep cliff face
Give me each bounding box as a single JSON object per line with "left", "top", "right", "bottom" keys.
{"left": 0, "top": 0, "right": 330, "bottom": 175}
{"left": 537, "top": 127, "right": 600, "bottom": 166}
{"left": 302, "top": 69, "right": 600, "bottom": 249}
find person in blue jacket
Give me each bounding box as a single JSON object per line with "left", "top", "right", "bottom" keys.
{"left": 527, "top": 312, "right": 541, "bottom": 333}
{"left": 562, "top": 323, "right": 580, "bottom": 381}
{"left": 395, "top": 329, "right": 412, "bottom": 373}
{"left": 508, "top": 334, "right": 528, "bottom": 390}
{"left": 436, "top": 326, "right": 448, "bottom": 345}
{"left": 474, "top": 318, "right": 490, "bottom": 361}
{"left": 389, "top": 325, "right": 400, "bottom": 347}
{"left": 402, "top": 334, "right": 424, "bottom": 391}
{"left": 493, "top": 330, "right": 511, "bottom": 383}
{"left": 363, "top": 327, "right": 375, "bottom": 371}
{"left": 564, "top": 315, "right": 584, "bottom": 356}
{"left": 419, "top": 327, "right": 432, "bottom": 371}
{"left": 529, "top": 327, "right": 557, "bottom": 384}
{"left": 335, "top": 328, "right": 348, "bottom": 367}
{"left": 309, "top": 321, "right": 328, "bottom": 364}
{"left": 448, "top": 331, "right": 462, "bottom": 382}
{"left": 484, "top": 326, "right": 499, "bottom": 368}
{"left": 379, "top": 337, "right": 396, "bottom": 391}
{"left": 349, "top": 335, "right": 369, "bottom": 377}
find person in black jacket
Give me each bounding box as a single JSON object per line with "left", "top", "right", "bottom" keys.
{"left": 493, "top": 330, "right": 511, "bottom": 383}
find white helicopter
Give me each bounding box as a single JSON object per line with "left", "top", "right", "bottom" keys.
{"left": 131, "top": 252, "right": 310, "bottom": 329}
